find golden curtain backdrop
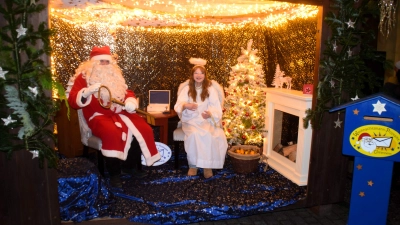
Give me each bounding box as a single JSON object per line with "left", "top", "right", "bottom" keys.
{"left": 51, "top": 16, "right": 317, "bottom": 107}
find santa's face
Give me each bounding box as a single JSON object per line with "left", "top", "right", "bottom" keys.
{"left": 360, "top": 136, "right": 376, "bottom": 153}
{"left": 88, "top": 61, "right": 127, "bottom": 110}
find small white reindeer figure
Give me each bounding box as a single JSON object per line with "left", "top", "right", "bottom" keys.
{"left": 278, "top": 76, "right": 292, "bottom": 89}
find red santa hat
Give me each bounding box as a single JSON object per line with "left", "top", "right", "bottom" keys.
{"left": 90, "top": 46, "right": 112, "bottom": 61}
{"left": 358, "top": 133, "right": 371, "bottom": 141}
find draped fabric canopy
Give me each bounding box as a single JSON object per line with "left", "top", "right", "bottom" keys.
{"left": 49, "top": 0, "right": 318, "bottom": 27}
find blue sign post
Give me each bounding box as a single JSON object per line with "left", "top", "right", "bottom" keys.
{"left": 330, "top": 93, "right": 400, "bottom": 225}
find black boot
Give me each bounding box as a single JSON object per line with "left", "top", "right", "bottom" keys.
{"left": 104, "top": 156, "right": 123, "bottom": 188}
{"left": 122, "top": 137, "right": 148, "bottom": 178}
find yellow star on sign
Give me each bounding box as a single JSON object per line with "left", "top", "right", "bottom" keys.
{"left": 353, "top": 109, "right": 359, "bottom": 115}
{"left": 359, "top": 191, "right": 365, "bottom": 197}
{"left": 368, "top": 180, "right": 374, "bottom": 186}
{"left": 356, "top": 164, "right": 362, "bottom": 170}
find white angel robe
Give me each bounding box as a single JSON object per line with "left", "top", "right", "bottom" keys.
{"left": 174, "top": 85, "right": 228, "bottom": 169}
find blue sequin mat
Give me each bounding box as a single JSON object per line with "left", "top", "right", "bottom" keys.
{"left": 57, "top": 152, "right": 306, "bottom": 224}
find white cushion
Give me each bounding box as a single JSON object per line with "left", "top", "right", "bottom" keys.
{"left": 173, "top": 128, "right": 185, "bottom": 141}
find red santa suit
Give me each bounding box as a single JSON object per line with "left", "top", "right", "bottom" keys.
{"left": 66, "top": 47, "right": 160, "bottom": 166}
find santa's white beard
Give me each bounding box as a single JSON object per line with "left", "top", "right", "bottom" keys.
{"left": 88, "top": 63, "right": 128, "bottom": 110}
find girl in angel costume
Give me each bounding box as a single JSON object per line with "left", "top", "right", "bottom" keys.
{"left": 174, "top": 58, "right": 228, "bottom": 178}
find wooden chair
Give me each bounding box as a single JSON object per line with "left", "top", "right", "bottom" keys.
{"left": 173, "top": 80, "right": 225, "bottom": 169}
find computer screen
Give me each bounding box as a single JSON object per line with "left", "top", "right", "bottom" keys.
{"left": 149, "top": 90, "right": 170, "bottom": 104}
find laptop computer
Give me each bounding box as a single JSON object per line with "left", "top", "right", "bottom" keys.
{"left": 146, "top": 90, "right": 171, "bottom": 112}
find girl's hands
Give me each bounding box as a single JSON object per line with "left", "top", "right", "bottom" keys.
{"left": 201, "top": 111, "right": 210, "bottom": 119}
{"left": 185, "top": 103, "right": 198, "bottom": 111}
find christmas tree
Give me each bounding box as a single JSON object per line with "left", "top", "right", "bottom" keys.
{"left": 0, "top": 0, "right": 66, "bottom": 168}
{"left": 271, "top": 64, "right": 285, "bottom": 88}
{"left": 303, "top": 0, "right": 388, "bottom": 129}
{"left": 223, "top": 39, "right": 267, "bottom": 146}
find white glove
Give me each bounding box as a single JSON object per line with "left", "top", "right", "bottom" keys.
{"left": 124, "top": 98, "right": 137, "bottom": 113}
{"left": 82, "top": 83, "right": 101, "bottom": 98}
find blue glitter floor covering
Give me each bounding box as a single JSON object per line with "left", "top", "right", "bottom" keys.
{"left": 57, "top": 152, "right": 307, "bottom": 224}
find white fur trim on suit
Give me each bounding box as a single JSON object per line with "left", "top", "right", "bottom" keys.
{"left": 91, "top": 55, "right": 112, "bottom": 61}
{"left": 76, "top": 89, "right": 92, "bottom": 108}
{"left": 119, "top": 114, "right": 161, "bottom": 166}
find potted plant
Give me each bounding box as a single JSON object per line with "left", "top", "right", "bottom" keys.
{"left": 0, "top": 1, "right": 66, "bottom": 224}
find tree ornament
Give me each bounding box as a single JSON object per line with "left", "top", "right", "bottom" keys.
{"left": 16, "top": 24, "right": 27, "bottom": 38}
{"left": 346, "top": 19, "right": 355, "bottom": 28}
{"left": 28, "top": 86, "right": 38, "bottom": 97}
{"left": 333, "top": 41, "right": 338, "bottom": 52}
{"left": 2, "top": 115, "right": 17, "bottom": 126}
{"left": 330, "top": 79, "right": 335, "bottom": 88}
{"left": 334, "top": 115, "right": 343, "bottom": 128}
{"left": 347, "top": 48, "right": 352, "bottom": 57}
{"left": 30, "top": 150, "right": 39, "bottom": 159}
{"left": 0, "top": 67, "right": 8, "bottom": 79}
{"left": 351, "top": 95, "right": 360, "bottom": 101}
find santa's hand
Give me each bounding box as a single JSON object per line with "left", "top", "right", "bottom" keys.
{"left": 82, "top": 83, "right": 101, "bottom": 98}
{"left": 124, "top": 98, "right": 137, "bottom": 113}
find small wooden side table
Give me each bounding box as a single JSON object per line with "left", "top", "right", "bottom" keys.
{"left": 144, "top": 109, "right": 178, "bottom": 145}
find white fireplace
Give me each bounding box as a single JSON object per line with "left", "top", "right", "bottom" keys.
{"left": 263, "top": 88, "right": 312, "bottom": 186}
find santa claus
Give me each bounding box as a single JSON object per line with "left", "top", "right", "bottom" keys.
{"left": 66, "top": 46, "right": 160, "bottom": 186}
{"left": 357, "top": 133, "right": 376, "bottom": 153}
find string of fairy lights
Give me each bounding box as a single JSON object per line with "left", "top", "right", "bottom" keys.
{"left": 50, "top": 1, "right": 318, "bottom": 29}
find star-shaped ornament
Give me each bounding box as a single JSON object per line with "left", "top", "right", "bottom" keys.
{"left": 333, "top": 41, "right": 337, "bottom": 52}
{"left": 30, "top": 150, "right": 39, "bottom": 159}
{"left": 359, "top": 191, "right": 365, "bottom": 197}
{"left": 353, "top": 109, "right": 359, "bottom": 115}
{"left": 334, "top": 117, "right": 343, "bottom": 128}
{"left": 30, "top": 0, "right": 36, "bottom": 5}
{"left": 368, "top": 180, "right": 374, "bottom": 186}
{"left": 346, "top": 19, "right": 355, "bottom": 28}
{"left": 372, "top": 100, "right": 386, "bottom": 115}
{"left": 330, "top": 80, "right": 335, "bottom": 88}
{"left": 351, "top": 95, "right": 359, "bottom": 101}
{"left": 2, "top": 115, "right": 16, "bottom": 125}
{"left": 356, "top": 164, "right": 362, "bottom": 170}
{"left": 0, "top": 67, "right": 8, "bottom": 79}
{"left": 16, "top": 24, "right": 27, "bottom": 38}
{"left": 28, "top": 86, "right": 38, "bottom": 97}
{"left": 347, "top": 48, "right": 352, "bottom": 57}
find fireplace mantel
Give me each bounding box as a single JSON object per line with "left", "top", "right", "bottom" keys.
{"left": 263, "top": 88, "right": 313, "bottom": 186}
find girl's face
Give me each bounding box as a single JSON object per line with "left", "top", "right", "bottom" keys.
{"left": 193, "top": 68, "right": 205, "bottom": 84}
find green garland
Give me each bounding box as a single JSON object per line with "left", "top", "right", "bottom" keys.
{"left": 304, "top": 0, "right": 389, "bottom": 129}
{"left": 0, "top": 0, "right": 67, "bottom": 168}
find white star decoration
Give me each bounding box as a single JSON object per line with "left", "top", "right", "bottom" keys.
{"left": 28, "top": 86, "right": 38, "bottom": 97}
{"left": 372, "top": 100, "right": 386, "bottom": 115}
{"left": 30, "top": 0, "right": 36, "bottom": 5}
{"left": 2, "top": 115, "right": 16, "bottom": 126}
{"left": 334, "top": 117, "right": 343, "bottom": 128}
{"left": 347, "top": 48, "right": 352, "bottom": 57}
{"left": 330, "top": 80, "right": 335, "bottom": 88}
{"left": 0, "top": 67, "right": 8, "bottom": 79}
{"left": 351, "top": 95, "right": 359, "bottom": 101}
{"left": 333, "top": 41, "right": 337, "bottom": 52}
{"left": 346, "top": 19, "right": 355, "bottom": 28}
{"left": 16, "top": 24, "right": 27, "bottom": 38}
{"left": 30, "top": 150, "right": 39, "bottom": 159}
